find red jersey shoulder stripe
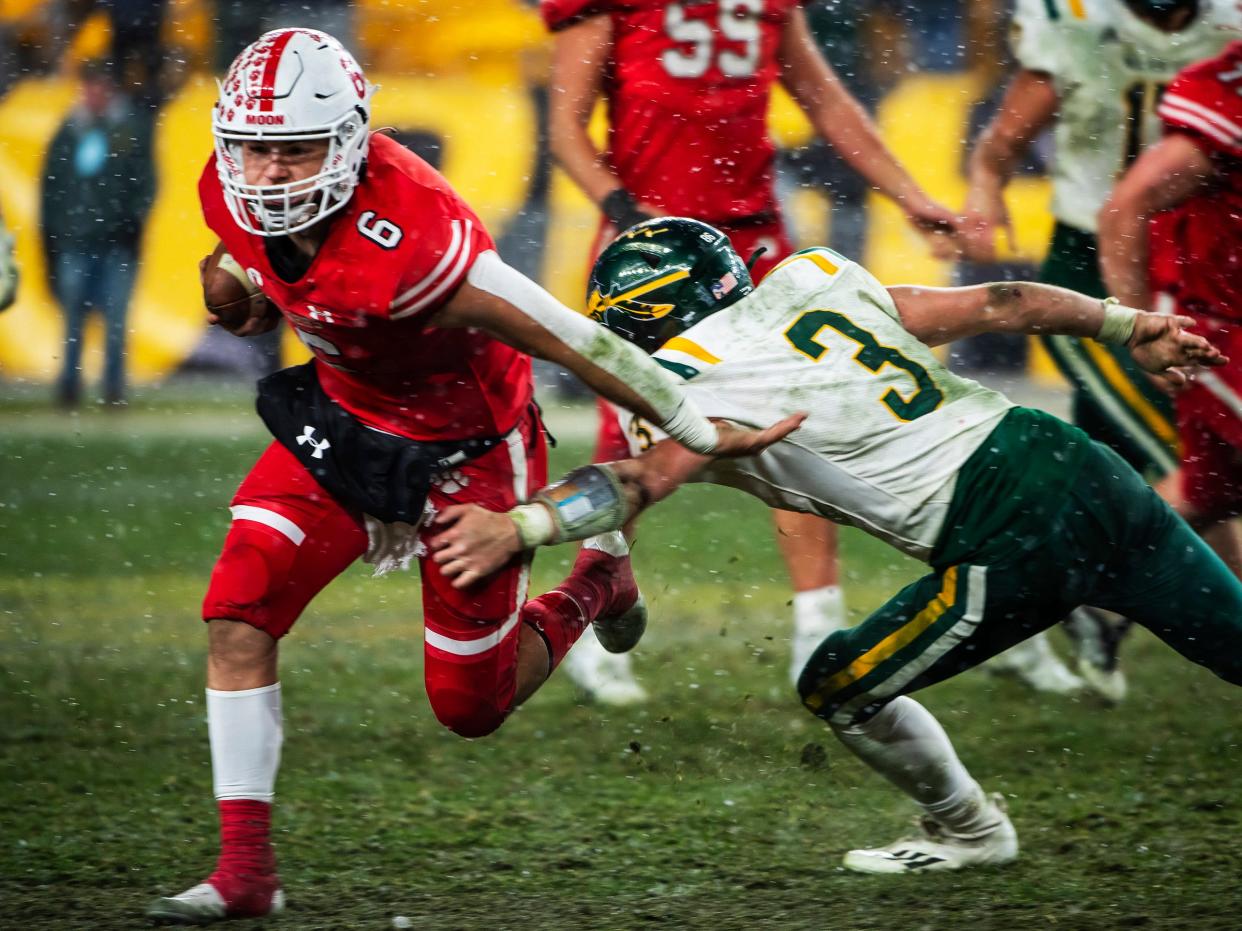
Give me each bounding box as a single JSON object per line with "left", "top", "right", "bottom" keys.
{"left": 1160, "top": 92, "right": 1242, "bottom": 150}
{"left": 390, "top": 218, "right": 474, "bottom": 319}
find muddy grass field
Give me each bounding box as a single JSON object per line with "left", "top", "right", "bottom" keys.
{"left": 2, "top": 390, "right": 1239, "bottom": 929}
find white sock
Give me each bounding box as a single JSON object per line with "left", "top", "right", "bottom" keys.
{"left": 792, "top": 585, "right": 846, "bottom": 638}
{"left": 789, "top": 585, "right": 846, "bottom": 686}
{"left": 207, "top": 683, "right": 283, "bottom": 802}
{"left": 831, "top": 696, "right": 978, "bottom": 809}
{"left": 922, "top": 778, "right": 1003, "bottom": 838}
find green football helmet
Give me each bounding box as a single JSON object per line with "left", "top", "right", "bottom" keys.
{"left": 586, "top": 217, "right": 753, "bottom": 354}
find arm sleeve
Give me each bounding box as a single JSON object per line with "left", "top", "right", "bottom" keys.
{"left": 1159, "top": 65, "right": 1242, "bottom": 160}
{"left": 467, "top": 250, "right": 719, "bottom": 453}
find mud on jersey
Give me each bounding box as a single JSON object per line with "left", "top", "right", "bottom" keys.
{"left": 200, "top": 132, "right": 532, "bottom": 441}
{"left": 616, "top": 248, "right": 1013, "bottom": 560}
{"left": 541, "top": 0, "right": 800, "bottom": 223}
{"left": 1011, "top": 0, "right": 1237, "bottom": 232}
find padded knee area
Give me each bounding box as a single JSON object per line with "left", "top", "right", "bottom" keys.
{"left": 211, "top": 543, "right": 274, "bottom": 609}
{"left": 426, "top": 685, "right": 510, "bottom": 739}
{"left": 203, "top": 525, "right": 297, "bottom": 631}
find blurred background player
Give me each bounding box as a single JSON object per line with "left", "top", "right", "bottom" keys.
{"left": 955, "top": 0, "right": 1238, "bottom": 699}
{"left": 1100, "top": 39, "right": 1242, "bottom": 580}
{"left": 41, "top": 56, "right": 155, "bottom": 409}
{"left": 542, "top": 0, "right": 960, "bottom": 703}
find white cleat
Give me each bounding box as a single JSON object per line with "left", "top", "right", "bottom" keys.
{"left": 564, "top": 629, "right": 649, "bottom": 706}
{"left": 1062, "top": 607, "right": 1129, "bottom": 704}
{"left": 844, "top": 793, "right": 1018, "bottom": 875}
{"left": 987, "top": 633, "right": 1085, "bottom": 695}
{"left": 146, "top": 881, "right": 284, "bottom": 925}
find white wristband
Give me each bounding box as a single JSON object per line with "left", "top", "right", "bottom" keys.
{"left": 510, "top": 503, "right": 557, "bottom": 549}
{"left": 1097, "top": 297, "right": 1139, "bottom": 346}
{"left": 659, "top": 398, "right": 719, "bottom": 454}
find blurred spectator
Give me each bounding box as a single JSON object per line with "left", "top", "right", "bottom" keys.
{"left": 0, "top": 203, "right": 17, "bottom": 312}
{"left": 107, "top": 0, "right": 170, "bottom": 114}
{"left": 16, "top": 1, "right": 173, "bottom": 112}
{"left": 41, "top": 58, "right": 155, "bottom": 407}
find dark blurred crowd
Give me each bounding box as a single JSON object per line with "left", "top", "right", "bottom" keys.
{"left": 0, "top": 0, "right": 1015, "bottom": 406}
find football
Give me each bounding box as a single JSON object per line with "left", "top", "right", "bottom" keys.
{"left": 200, "top": 242, "right": 277, "bottom": 333}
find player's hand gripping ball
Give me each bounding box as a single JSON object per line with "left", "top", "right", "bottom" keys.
{"left": 200, "top": 243, "right": 279, "bottom": 335}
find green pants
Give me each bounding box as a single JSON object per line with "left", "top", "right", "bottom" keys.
{"left": 1039, "top": 223, "right": 1178, "bottom": 480}
{"left": 799, "top": 408, "right": 1242, "bottom": 726}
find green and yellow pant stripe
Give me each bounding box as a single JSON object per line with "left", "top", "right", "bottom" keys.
{"left": 798, "top": 564, "right": 989, "bottom": 728}
{"left": 797, "top": 422, "right": 1242, "bottom": 730}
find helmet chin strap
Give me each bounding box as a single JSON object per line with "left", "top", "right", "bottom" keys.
{"left": 745, "top": 245, "right": 768, "bottom": 273}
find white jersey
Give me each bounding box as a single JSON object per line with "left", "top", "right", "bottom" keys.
{"left": 612, "top": 249, "right": 1013, "bottom": 561}
{"left": 1011, "top": 0, "right": 1237, "bottom": 232}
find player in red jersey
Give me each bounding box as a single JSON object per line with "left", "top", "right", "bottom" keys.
{"left": 147, "top": 29, "right": 798, "bottom": 925}
{"left": 542, "top": 0, "right": 960, "bottom": 700}
{"left": 1099, "top": 40, "right": 1242, "bottom": 579}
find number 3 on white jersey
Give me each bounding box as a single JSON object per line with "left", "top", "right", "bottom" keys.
{"left": 663, "top": 0, "right": 763, "bottom": 80}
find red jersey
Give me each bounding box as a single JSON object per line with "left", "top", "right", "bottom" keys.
{"left": 200, "top": 133, "right": 532, "bottom": 441}
{"left": 542, "top": 0, "right": 800, "bottom": 224}
{"left": 1152, "top": 41, "right": 1242, "bottom": 323}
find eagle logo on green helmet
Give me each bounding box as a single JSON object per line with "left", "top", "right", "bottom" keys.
{"left": 587, "top": 217, "right": 754, "bottom": 354}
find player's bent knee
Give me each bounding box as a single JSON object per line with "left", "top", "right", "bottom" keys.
{"left": 202, "top": 524, "right": 299, "bottom": 637}
{"left": 426, "top": 686, "right": 511, "bottom": 739}
{"left": 207, "top": 617, "right": 277, "bottom": 668}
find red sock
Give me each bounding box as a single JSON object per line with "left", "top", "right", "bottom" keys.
{"left": 209, "top": 799, "right": 280, "bottom": 914}
{"left": 522, "top": 590, "right": 589, "bottom": 670}
{"left": 521, "top": 548, "right": 636, "bottom": 668}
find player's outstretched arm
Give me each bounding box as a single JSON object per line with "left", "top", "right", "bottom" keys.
{"left": 431, "top": 439, "right": 708, "bottom": 588}
{"left": 547, "top": 14, "right": 663, "bottom": 231}
{"left": 1098, "top": 134, "right": 1216, "bottom": 310}
{"left": 431, "top": 417, "right": 804, "bottom": 588}
{"left": 433, "top": 250, "right": 800, "bottom": 457}
{"left": 1127, "top": 313, "right": 1226, "bottom": 383}
{"left": 957, "top": 70, "right": 1058, "bottom": 262}
{"left": 892, "top": 282, "right": 1225, "bottom": 376}
{"left": 778, "top": 7, "right": 956, "bottom": 239}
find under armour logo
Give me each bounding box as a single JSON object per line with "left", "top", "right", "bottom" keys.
{"left": 296, "top": 425, "right": 331, "bottom": 459}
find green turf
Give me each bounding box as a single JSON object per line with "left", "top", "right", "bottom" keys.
{"left": 2, "top": 392, "right": 1240, "bottom": 929}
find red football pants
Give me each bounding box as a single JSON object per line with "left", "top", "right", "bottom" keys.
{"left": 1179, "top": 316, "right": 1242, "bottom": 521}
{"left": 202, "top": 408, "right": 548, "bottom": 737}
